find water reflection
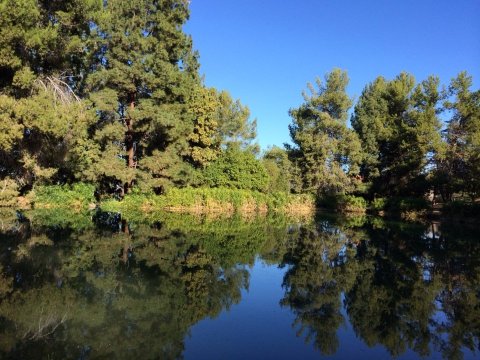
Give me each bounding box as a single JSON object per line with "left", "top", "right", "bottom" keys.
{"left": 0, "top": 209, "right": 478, "bottom": 359}
{"left": 280, "top": 215, "right": 480, "bottom": 359}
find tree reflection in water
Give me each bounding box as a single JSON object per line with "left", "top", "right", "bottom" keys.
{"left": 0, "top": 209, "right": 478, "bottom": 359}
{"left": 280, "top": 214, "right": 480, "bottom": 359}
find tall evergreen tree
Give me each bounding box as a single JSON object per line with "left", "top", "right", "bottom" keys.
{"left": 0, "top": 0, "right": 99, "bottom": 194}
{"left": 436, "top": 72, "right": 480, "bottom": 201}
{"left": 352, "top": 73, "right": 443, "bottom": 197}
{"left": 287, "top": 69, "right": 362, "bottom": 196}
{"left": 86, "top": 0, "right": 199, "bottom": 194}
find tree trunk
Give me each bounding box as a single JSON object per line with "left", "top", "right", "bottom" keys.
{"left": 126, "top": 93, "right": 135, "bottom": 168}
{"left": 124, "top": 93, "right": 136, "bottom": 195}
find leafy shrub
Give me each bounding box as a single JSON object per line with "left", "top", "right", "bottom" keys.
{"left": 34, "top": 183, "right": 96, "bottom": 209}
{"left": 319, "top": 194, "right": 367, "bottom": 213}
{"left": 202, "top": 147, "right": 269, "bottom": 192}
{"left": 100, "top": 187, "right": 315, "bottom": 218}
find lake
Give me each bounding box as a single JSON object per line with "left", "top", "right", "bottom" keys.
{"left": 0, "top": 210, "right": 478, "bottom": 359}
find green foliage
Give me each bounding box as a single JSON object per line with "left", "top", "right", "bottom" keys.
{"left": 100, "top": 187, "right": 315, "bottom": 221}
{"left": 262, "top": 146, "right": 292, "bottom": 193}
{"left": 187, "top": 86, "right": 221, "bottom": 167}
{"left": 319, "top": 195, "right": 367, "bottom": 214}
{"left": 0, "top": 87, "right": 97, "bottom": 189}
{"left": 202, "top": 147, "right": 269, "bottom": 192}
{"left": 435, "top": 72, "right": 480, "bottom": 201}
{"left": 216, "top": 91, "right": 257, "bottom": 150}
{"left": 370, "top": 197, "right": 387, "bottom": 213}
{"left": 34, "top": 183, "right": 95, "bottom": 209}
{"left": 352, "top": 73, "right": 443, "bottom": 197}
{"left": 0, "top": 177, "right": 20, "bottom": 207}
{"left": 287, "top": 69, "right": 363, "bottom": 196}
{"left": 0, "top": 0, "right": 100, "bottom": 96}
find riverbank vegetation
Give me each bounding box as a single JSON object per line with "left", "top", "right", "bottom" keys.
{"left": 0, "top": 1, "right": 478, "bottom": 220}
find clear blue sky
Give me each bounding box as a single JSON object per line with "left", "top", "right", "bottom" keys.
{"left": 184, "top": 0, "right": 480, "bottom": 150}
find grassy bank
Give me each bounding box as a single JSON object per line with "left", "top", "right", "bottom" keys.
{"left": 24, "top": 183, "right": 313, "bottom": 217}
{"left": 100, "top": 187, "right": 314, "bottom": 219}
{"left": 9, "top": 184, "right": 479, "bottom": 224}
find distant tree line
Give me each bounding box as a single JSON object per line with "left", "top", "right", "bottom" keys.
{"left": 0, "top": 1, "right": 478, "bottom": 208}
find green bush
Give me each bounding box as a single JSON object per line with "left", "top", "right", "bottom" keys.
{"left": 202, "top": 147, "right": 269, "bottom": 192}
{"left": 34, "top": 183, "right": 96, "bottom": 209}
{"left": 100, "top": 187, "right": 314, "bottom": 219}
{"left": 319, "top": 194, "right": 367, "bottom": 213}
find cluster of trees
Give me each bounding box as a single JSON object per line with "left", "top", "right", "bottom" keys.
{"left": 1, "top": 1, "right": 478, "bottom": 207}
{"left": 287, "top": 69, "right": 480, "bottom": 203}
{"left": 0, "top": 0, "right": 266, "bottom": 202}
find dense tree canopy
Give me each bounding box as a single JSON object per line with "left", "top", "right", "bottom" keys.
{"left": 0, "top": 0, "right": 478, "bottom": 209}
{"left": 351, "top": 73, "right": 443, "bottom": 197}
{"left": 0, "top": 0, "right": 265, "bottom": 200}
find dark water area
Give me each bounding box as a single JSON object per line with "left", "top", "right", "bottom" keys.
{"left": 0, "top": 209, "right": 479, "bottom": 360}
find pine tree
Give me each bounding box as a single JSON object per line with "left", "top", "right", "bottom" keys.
{"left": 288, "top": 69, "right": 362, "bottom": 196}
{"left": 216, "top": 91, "right": 257, "bottom": 151}
{"left": 0, "top": 0, "right": 99, "bottom": 194}
{"left": 352, "top": 73, "right": 443, "bottom": 197}
{"left": 86, "top": 0, "right": 199, "bottom": 194}
{"left": 436, "top": 72, "right": 480, "bottom": 201}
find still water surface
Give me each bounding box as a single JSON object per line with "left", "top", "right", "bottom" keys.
{"left": 0, "top": 210, "right": 478, "bottom": 359}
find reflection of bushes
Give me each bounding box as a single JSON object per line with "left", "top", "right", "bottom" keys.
{"left": 23, "top": 309, "right": 68, "bottom": 341}
{"left": 27, "top": 208, "right": 94, "bottom": 231}
{"left": 0, "top": 210, "right": 22, "bottom": 232}
{"left": 1, "top": 206, "right": 478, "bottom": 359}
{"left": 369, "top": 197, "right": 430, "bottom": 221}
{"left": 0, "top": 265, "right": 13, "bottom": 298}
